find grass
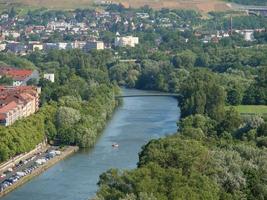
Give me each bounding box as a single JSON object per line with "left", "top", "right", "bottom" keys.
{"left": 227, "top": 105, "right": 267, "bottom": 116}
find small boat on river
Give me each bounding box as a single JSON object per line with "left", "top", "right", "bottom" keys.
{"left": 112, "top": 143, "right": 119, "bottom": 148}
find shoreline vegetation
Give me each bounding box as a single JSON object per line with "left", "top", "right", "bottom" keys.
{"left": 0, "top": 85, "right": 119, "bottom": 197}
{"left": 0, "top": 49, "right": 121, "bottom": 163}
{"left": 0, "top": 49, "right": 121, "bottom": 196}
{"left": 0, "top": 146, "right": 79, "bottom": 198}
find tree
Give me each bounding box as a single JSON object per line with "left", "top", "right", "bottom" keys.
{"left": 27, "top": 78, "right": 38, "bottom": 86}
{"left": 179, "top": 69, "right": 226, "bottom": 121}
{"left": 173, "top": 50, "right": 197, "bottom": 68}
{"left": 218, "top": 107, "right": 242, "bottom": 134}
{"left": 257, "top": 122, "right": 267, "bottom": 137}
{"left": 56, "top": 106, "right": 81, "bottom": 129}
{"left": 227, "top": 88, "right": 242, "bottom": 105}
{"left": 179, "top": 114, "right": 217, "bottom": 136}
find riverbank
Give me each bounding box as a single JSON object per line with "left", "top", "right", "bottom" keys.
{"left": 0, "top": 146, "right": 79, "bottom": 198}
{"left": 1, "top": 89, "right": 180, "bottom": 200}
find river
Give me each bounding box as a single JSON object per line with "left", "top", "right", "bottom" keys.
{"left": 1, "top": 89, "right": 180, "bottom": 200}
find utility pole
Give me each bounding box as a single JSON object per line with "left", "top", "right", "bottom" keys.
{"left": 230, "top": 15, "right": 233, "bottom": 35}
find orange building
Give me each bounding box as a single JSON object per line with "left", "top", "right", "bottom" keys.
{"left": 0, "top": 86, "right": 40, "bottom": 126}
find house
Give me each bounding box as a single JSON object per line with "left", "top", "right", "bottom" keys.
{"left": 0, "top": 66, "right": 39, "bottom": 86}
{"left": 6, "top": 42, "right": 27, "bottom": 54}
{"left": 28, "top": 42, "right": 43, "bottom": 51}
{"left": 0, "top": 86, "right": 40, "bottom": 126}
{"left": 44, "top": 43, "right": 58, "bottom": 51}
{"left": 114, "top": 36, "right": 139, "bottom": 47}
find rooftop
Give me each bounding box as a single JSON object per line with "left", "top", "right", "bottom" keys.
{"left": 0, "top": 67, "right": 33, "bottom": 81}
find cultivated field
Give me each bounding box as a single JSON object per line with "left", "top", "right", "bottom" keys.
{"left": 0, "top": 0, "right": 232, "bottom": 12}
{"left": 114, "top": 0, "right": 231, "bottom": 12}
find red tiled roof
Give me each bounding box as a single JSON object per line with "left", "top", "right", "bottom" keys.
{"left": 0, "top": 67, "right": 33, "bottom": 81}
{"left": 0, "top": 86, "right": 38, "bottom": 110}
{"left": 0, "top": 101, "right": 17, "bottom": 113}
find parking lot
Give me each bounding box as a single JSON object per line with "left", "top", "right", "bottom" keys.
{"left": 0, "top": 148, "right": 61, "bottom": 193}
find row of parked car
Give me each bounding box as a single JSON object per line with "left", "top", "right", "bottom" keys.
{"left": 0, "top": 165, "right": 37, "bottom": 192}
{"left": 0, "top": 149, "right": 61, "bottom": 193}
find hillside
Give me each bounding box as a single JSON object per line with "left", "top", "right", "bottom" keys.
{"left": 0, "top": 0, "right": 231, "bottom": 12}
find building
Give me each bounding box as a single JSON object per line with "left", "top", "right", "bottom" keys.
{"left": 0, "top": 67, "right": 39, "bottom": 86}
{"left": 6, "top": 42, "right": 27, "bottom": 54}
{"left": 43, "top": 73, "right": 55, "bottom": 83}
{"left": 243, "top": 30, "right": 254, "bottom": 41}
{"left": 47, "top": 21, "right": 71, "bottom": 31}
{"left": 0, "top": 43, "right": 6, "bottom": 51}
{"left": 83, "top": 41, "right": 104, "bottom": 52}
{"left": 28, "top": 42, "right": 44, "bottom": 51}
{"left": 70, "top": 41, "right": 86, "bottom": 49}
{"left": 44, "top": 43, "right": 58, "bottom": 51}
{"left": 0, "top": 86, "right": 40, "bottom": 126}
{"left": 57, "top": 42, "right": 68, "bottom": 50}
{"left": 115, "top": 36, "right": 139, "bottom": 47}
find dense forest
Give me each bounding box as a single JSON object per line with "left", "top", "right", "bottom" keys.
{"left": 95, "top": 66, "right": 267, "bottom": 200}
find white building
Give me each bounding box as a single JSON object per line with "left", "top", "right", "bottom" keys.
{"left": 47, "top": 21, "right": 71, "bottom": 31}
{"left": 70, "top": 41, "right": 86, "bottom": 49}
{"left": 0, "top": 43, "right": 6, "bottom": 51}
{"left": 43, "top": 73, "right": 55, "bottom": 83}
{"left": 243, "top": 30, "right": 254, "bottom": 41}
{"left": 115, "top": 36, "right": 139, "bottom": 47}
{"left": 57, "top": 42, "right": 68, "bottom": 50}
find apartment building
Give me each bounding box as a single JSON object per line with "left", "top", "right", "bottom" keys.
{"left": 0, "top": 86, "right": 40, "bottom": 126}
{"left": 114, "top": 36, "right": 139, "bottom": 47}
{"left": 83, "top": 41, "right": 105, "bottom": 52}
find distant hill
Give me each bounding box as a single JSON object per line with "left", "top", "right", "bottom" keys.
{"left": 0, "top": 0, "right": 231, "bottom": 12}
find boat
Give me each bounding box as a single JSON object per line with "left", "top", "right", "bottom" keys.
{"left": 112, "top": 143, "right": 119, "bottom": 148}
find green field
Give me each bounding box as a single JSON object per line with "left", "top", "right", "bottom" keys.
{"left": 227, "top": 105, "right": 267, "bottom": 116}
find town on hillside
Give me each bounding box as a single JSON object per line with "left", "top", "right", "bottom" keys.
{"left": 0, "top": 5, "right": 265, "bottom": 55}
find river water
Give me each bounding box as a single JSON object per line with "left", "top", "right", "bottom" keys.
{"left": 1, "top": 89, "right": 180, "bottom": 200}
